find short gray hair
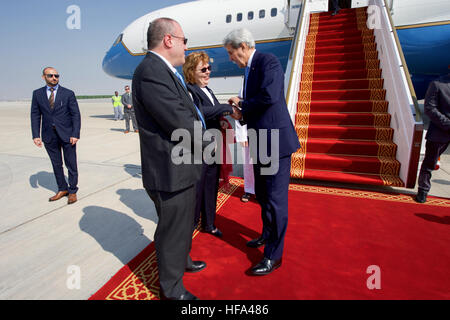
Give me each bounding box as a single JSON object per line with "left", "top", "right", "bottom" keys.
{"left": 147, "top": 17, "right": 178, "bottom": 50}
{"left": 223, "top": 28, "right": 255, "bottom": 49}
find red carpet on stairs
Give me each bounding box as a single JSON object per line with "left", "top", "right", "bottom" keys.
{"left": 90, "top": 178, "right": 450, "bottom": 300}
{"left": 291, "top": 7, "right": 404, "bottom": 187}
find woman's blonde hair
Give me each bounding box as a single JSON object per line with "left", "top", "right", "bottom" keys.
{"left": 183, "top": 51, "right": 210, "bottom": 84}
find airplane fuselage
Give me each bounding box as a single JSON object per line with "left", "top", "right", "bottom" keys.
{"left": 102, "top": 0, "right": 450, "bottom": 99}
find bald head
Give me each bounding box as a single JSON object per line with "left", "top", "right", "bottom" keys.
{"left": 42, "top": 67, "right": 59, "bottom": 87}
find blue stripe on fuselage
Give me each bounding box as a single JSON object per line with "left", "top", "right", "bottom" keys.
{"left": 102, "top": 39, "right": 292, "bottom": 80}
{"left": 397, "top": 23, "right": 450, "bottom": 99}
{"left": 103, "top": 23, "right": 449, "bottom": 100}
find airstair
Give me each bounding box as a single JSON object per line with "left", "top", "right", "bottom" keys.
{"left": 285, "top": 0, "right": 423, "bottom": 188}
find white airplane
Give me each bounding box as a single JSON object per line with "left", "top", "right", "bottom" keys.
{"left": 102, "top": 0, "right": 450, "bottom": 99}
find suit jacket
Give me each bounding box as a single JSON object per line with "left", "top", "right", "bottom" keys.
{"left": 121, "top": 92, "right": 134, "bottom": 113}
{"left": 132, "top": 52, "right": 206, "bottom": 192}
{"left": 186, "top": 83, "right": 233, "bottom": 130}
{"left": 241, "top": 50, "right": 300, "bottom": 161}
{"left": 31, "top": 86, "right": 81, "bottom": 144}
{"left": 424, "top": 74, "right": 450, "bottom": 143}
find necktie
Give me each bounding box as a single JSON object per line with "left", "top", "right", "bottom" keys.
{"left": 243, "top": 66, "right": 250, "bottom": 100}
{"left": 49, "top": 87, "right": 55, "bottom": 109}
{"left": 174, "top": 70, "right": 206, "bottom": 129}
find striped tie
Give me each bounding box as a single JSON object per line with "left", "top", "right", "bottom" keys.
{"left": 174, "top": 70, "right": 206, "bottom": 129}
{"left": 49, "top": 87, "right": 55, "bottom": 109}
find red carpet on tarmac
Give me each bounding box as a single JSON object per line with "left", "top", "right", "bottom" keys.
{"left": 89, "top": 178, "right": 450, "bottom": 300}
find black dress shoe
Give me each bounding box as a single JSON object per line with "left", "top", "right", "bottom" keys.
{"left": 246, "top": 236, "right": 266, "bottom": 248}
{"left": 241, "top": 192, "right": 252, "bottom": 202}
{"left": 160, "top": 290, "right": 198, "bottom": 300}
{"left": 208, "top": 227, "right": 223, "bottom": 238}
{"left": 414, "top": 190, "right": 427, "bottom": 203}
{"left": 251, "top": 257, "right": 282, "bottom": 276}
{"left": 185, "top": 260, "right": 206, "bottom": 273}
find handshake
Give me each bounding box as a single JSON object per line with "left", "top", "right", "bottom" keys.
{"left": 228, "top": 96, "right": 243, "bottom": 121}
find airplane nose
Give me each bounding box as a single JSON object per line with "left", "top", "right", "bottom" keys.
{"left": 102, "top": 34, "right": 144, "bottom": 79}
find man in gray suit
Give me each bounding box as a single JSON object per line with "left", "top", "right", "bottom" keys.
{"left": 415, "top": 66, "right": 450, "bottom": 203}
{"left": 121, "top": 85, "right": 138, "bottom": 133}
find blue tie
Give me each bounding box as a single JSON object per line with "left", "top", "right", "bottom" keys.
{"left": 243, "top": 66, "right": 250, "bottom": 100}
{"left": 174, "top": 70, "right": 206, "bottom": 129}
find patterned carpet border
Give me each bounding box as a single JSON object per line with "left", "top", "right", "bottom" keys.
{"left": 91, "top": 177, "right": 449, "bottom": 300}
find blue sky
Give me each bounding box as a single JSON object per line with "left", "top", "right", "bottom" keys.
{"left": 0, "top": 0, "right": 188, "bottom": 100}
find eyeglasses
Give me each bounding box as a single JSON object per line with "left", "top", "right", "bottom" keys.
{"left": 125, "top": 88, "right": 130, "bottom": 90}
{"left": 170, "top": 34, "right": 188, "bottom": 45}
{"left": 198, "top": 66, "right": 212, "bottom": 73}
{"left": 45, "top": 74, "right": 60, "bottom": 79}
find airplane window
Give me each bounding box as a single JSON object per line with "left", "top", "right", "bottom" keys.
{"left": 237, "top": 13, "right": 242, "bottom": 22}
{"left": 271, "top": 8, "right": 277, "bottom": 17}
{"left": 248, "top": 11, "right": 254, "bottom": 20}
{"left": 259, "top": 10, "right": 265, "bottom": 19}
{"left": 226, "top": 14, "right": 232, "bottom": 23}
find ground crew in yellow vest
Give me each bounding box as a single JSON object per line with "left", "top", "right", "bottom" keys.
{"left": 111, "top": 91, "right": 123, "bottom": 121}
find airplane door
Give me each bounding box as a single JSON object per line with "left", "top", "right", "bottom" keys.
{"left": 286, "top": 0, "right": 329, "bottom": 31}
{"left": 286, "top": 0, "right": 302, "bottom": 29}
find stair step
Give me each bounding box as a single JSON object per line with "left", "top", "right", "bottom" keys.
{"left": 296, "top": 125, "right": 394, "bottom": 141}
{"left": 303, "top": 89, "right": 386, "bottom": 101}
{"left": 292, "top": 153, "right": 400, "bottom": 175}
{"left": 311, "top": 23, "right": 368, "bottom": 33}
{"left": 304, "top": 59, "right": 379, "bottom": 72}
{"left": 297, "top": 112, "right": 391, "bottom": 126}
{"left": 316, "top": 8, "right": 363, "bottom": 17}
{"left": 300, "top": 138, "right": 397, "bottom": 156}
{"left": 310, "top": 35, "right": 375, "bottom": 49}
{"left": 307, "top": 51, "right": 378, "bottom": 63}
{"left": 307, "top": 29, "right": 373, "bottom": 41}
{"left": 313, "top": 18, "right": 360, "bottom": 28}
{"left": 314, "top": 43, "right": 376, "bottom": 55}
{"left": 302, "top": 68, "right": 382, "bottom": 81}
{"left": 301, "top": 78, "right": 384, "bottom": 90}
{"left": 297, "top": 100, "right": 389, "bottom": 113}
{"left": 291, "top": 169, "right": 404, "bottom": 187}
{"left": 312, "top": 14, "right": 367, "bottom": 27}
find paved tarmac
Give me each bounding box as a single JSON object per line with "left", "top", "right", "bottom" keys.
{"left": 0, "top": 98, "right": 448, "bottom": 299}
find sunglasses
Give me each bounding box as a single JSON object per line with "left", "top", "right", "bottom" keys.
{"left": 199, "top": 66, "right": 212, "bottom": 73}
{"left": 170, "top": 34, "right": 188, "bottom": 45}
{"left": 45, "top": 74, "right": 60, "bottom": 79}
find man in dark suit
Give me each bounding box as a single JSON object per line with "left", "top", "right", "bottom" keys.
{"left": 330, "top": 0, "right": 340, "bottom": 16}
{"left": 226, "top": 28, "right": 300, "bottom": 276}
{"left": 415, "top": 66, "right": 450, "bottom": 203}
{"left": 132, "top": 17, "right": 207, "bottom": 300}
{"left": 31, "top": 67, "right": 81, "bottom": 204}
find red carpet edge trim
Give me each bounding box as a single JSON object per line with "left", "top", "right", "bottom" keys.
{"left": 89, "top": 177, "right": 449, "bottom": 300}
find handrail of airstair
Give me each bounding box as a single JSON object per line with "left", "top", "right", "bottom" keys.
{"left": 285, "top": 0, "right": 309, "bottom": 123}
{"left": 382, "top": 0, "right": 422, "bottom": 122}
{"left": 372, "top": 0, "right": 423, "bottom": 188}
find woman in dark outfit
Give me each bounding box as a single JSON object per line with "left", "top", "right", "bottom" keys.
{"left": 183, "top": 51, "right": 234, "bottom": 237}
